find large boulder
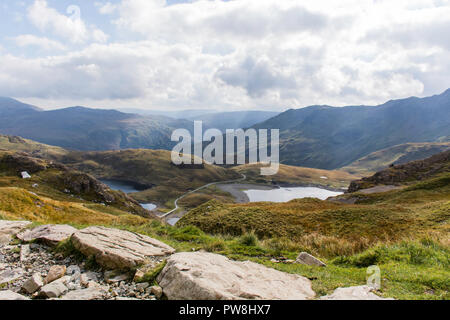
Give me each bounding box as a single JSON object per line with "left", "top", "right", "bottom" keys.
{"left": 17, "top": 224, "right": 77, "bottom": 245}
{"left": 0, "top": 220, "right": 31, "bottom": 245}
{"left": 71, "top": 226, "right": 175, "bottom": 270}
{"left": 295, "top": 252, "right": 326, "bottom": 267}
{"left": 157, "top": 252, "right": 315, "bottom": 300}
{"left": 320, "top": 285, "right": 394, "bottom": 300}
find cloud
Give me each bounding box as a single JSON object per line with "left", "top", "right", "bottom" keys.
{"left": 216, "top": 56, "right": 297, "bottom": 98}
{"left": 27, "top": 0, "right": 108, "bottom": 44}
{"left": 1, "top": 0, "right": 450, "bottom": 110}
{"left": 12, "top": 34, "right": 67, "bottom": 51}
{"left": 95, "top": 2, "right": 118, "bottom": 15}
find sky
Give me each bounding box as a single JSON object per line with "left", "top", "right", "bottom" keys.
{"left": 0, "top": 0, "right": 449, "bottom": 111}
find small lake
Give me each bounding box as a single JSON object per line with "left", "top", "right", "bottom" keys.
{"left": 100, "top": 179, "right": 157, "bottom": 211}
{"left": 244, "top": 187, "right": 343, "bottom": 202}
{"left": 100, "top": 179, "right": 141, "bottom": 194}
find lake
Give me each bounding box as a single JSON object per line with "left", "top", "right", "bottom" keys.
{"left": 100, "top": 179, "right": 141, "bottom": 194}
{"left": 244, "top": 187, "right": 343, "bottom": 202}
{"left": 100, "top": 179, "right": 157, "bottom": 211}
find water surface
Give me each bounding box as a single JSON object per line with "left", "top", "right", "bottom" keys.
{"left": 244, "top": 187, "right": 342, "bottom": 202}
{"left": 100, "top": 179, "right": 157, "bottom": 211}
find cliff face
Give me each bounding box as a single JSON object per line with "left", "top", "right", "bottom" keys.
{"left": 348, "top": 150, "right": 450, "bottom": 193}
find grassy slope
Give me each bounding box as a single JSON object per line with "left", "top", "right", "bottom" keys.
{"left": 0, "top": 150, "right": 150, "bottom": 217}
{"left": 342, "top": 142, "right": 450, "bottom": 176}
{"left": 60, "top": 149, "right": 241, "bottom": 207}
{"left": 176, "top": 173, "right": 449, "bottom": 299}
{"left": 1, "top": 171, "right": 448, "bottom": 299}
{"left": 233, "top": 163, "right": 358, "bottom": 189}
{"left": 0, "top": 135, "right": 67, "bottom": 159}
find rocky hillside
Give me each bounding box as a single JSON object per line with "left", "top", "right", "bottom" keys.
{"left": 0, "top": 221, "right": 392, "bottom": 300}
{"left": 348, "top": 150, "right": 450, "bottom": 192}
{"left": 0, "top": 152, "right": 150, "bottom": 217}
{"left": 342, "top": 142, "right": 450, "bottom": 176}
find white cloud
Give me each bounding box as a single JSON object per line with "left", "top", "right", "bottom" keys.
{"left": 27, "top": 0, "right": 108, "bottom": 44}
{"left": 13, "top": 34, "right": 67, "bottom": 51}
{"left": 1, "top": 0, "right": 450, "bottom": 110}
{"left": 95, "top": 2, "right": 118, "bottom": 15}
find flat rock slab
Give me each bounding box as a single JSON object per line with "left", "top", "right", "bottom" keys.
{"left": 157, "top": 252, "right": 315, "bottom": 300}
{"left": 71, "top": 226, "right": 176, "bottom": 270}
{"left": 0, "top": 268, "right": 24, "bottom": 285}
{"left": 60, "top": 287, "right": 106, "bottom": 300}
{"left": 0, "top": 220, "right": 32, "bottom": 244}
{"left": 0, "top": 290, "right": 30, "bottom": 300}
{"left": 17, "top": 224, "right": 77, "bottom": 245}
{"left": 320, "top": 285, "right": 394, "bottom": 300}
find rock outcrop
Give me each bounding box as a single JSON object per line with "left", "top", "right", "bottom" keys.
{"left": 348, "top": 150, "right": 450, "bottom": 192}
{"left": 295, "top": 252, "right": 326, "bottom": 267}
{"left": 0, "top": 220, "right": 31, "bottom": 245}
{"left": 17, "top": 225, "right": 77, "bottom": 245}
{"left": 71, "top": 226, "right": 176, "bottom": 270}
{"left": 157, "top": 252, "right": 315, "bottom": 300}
{"left": 320, "top": 285, "right": 394, "bottom": 300}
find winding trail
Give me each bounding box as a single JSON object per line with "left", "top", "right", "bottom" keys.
{"left": 160, "top": 174, "right": 246, "bottom": 218}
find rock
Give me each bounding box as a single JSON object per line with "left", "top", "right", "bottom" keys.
{"left": 40, "top": 281, "right": 69, "bottom": 298}
{"left": 0, "top": 268, "right": 24, "bottom": 285}
{"left": 22, "top": 273, "right": 44, "bottom": 294}
{"left": 71, "top": 226, "right": 175, "bottom": 270}
{"left": 60, "top": 287, "right": 105, "bottom": 300}
{"left": 67, "top": 265, "right": 81, "bottom": 282}
{"left": 20, "top": 244, "right": 31, "bottom": 262}
{"left": 295, "top": 252, "right": 326, "bottom": 267}
{"left": 320, "top": 286, "right": 394, "bottom": 300}
{"left": 17, "top": 224, "right": 77, "bottom": 245}
{"left": 0, "top": 290, "right": 30, "bottom": 300}
{"left": 133, "top": 269, "right": 145, "bottom": 282}
{"left": 150, "top": 285, "right": 163, "bottom": 299}
{"left": 21, "top": 171, "right": 31, "bottom": 179}
{"left": 0, "top": 220, "right": 32, "bottom": 245}
{"left": 104, "top": 271, "right": 130, "bottom": 284}
{"left": 157, "top": 252, "right": 315, "bottom": 300}
{"left": 115, "top": 297, "right": 141, "bottom": 300}
{"left": 44, "top": 265, "right": 66, "bottom": 284}
{"left": 136, "top": 283, "right": 149, "bottom": 291}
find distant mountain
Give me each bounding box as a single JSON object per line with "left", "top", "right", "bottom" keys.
{"left": 120, "top": 109, "right": 279, "bottom": 130}
{"left": 342, "top": 142, "right": 450, "bottom": 175}
{"left": 187, "top": 111, "right": 280, "bottom": 131}
{"left": 0, "top": 97, "right": 41, "bottom": 116}
{"left": 253, "top": 89, "right": 450, "bottom": 169}
{"left": 0, "top": 99, "right": 192, "bottom": 151}
{"left": 118, "top": 108, "right": 218, "bottom": 119}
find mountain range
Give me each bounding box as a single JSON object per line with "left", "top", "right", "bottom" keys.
{"left": 1, "top": 89, "right": 449, "bottom": 169}
{"left": 253, "top": 89, "right": 450, "bottom": 169}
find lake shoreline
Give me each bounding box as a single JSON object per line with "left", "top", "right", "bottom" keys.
{"left": 217, "top": 182, "right": 346, "bottom": 204}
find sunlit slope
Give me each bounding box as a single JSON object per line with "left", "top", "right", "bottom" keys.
{"left": 342, "top": 142, "right": 450, "bottom": 176}
{"left": 233, "top": 163, "right": 359, "bottom": 189}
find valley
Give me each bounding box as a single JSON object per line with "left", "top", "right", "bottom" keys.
{"left": 0, "top": 91, "right": 449, "bottom": 301}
